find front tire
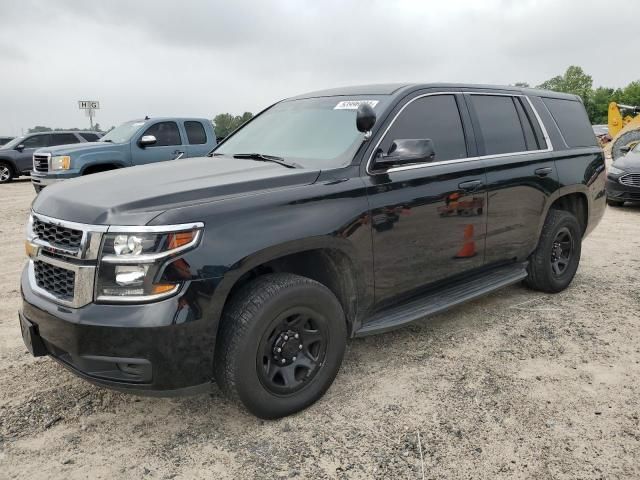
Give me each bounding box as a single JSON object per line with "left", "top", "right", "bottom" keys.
{"left": 0, "top": 161, "right": 14, "bottom": 183}
{"left": 214, "top": 273, "right": 347, "bottom": 419}
{"left": 525, "top": 209, "right": 582, "bottom": 293}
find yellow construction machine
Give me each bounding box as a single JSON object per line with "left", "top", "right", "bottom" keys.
{"left": 607, "top": 102, "right": 640, "bottom": 159}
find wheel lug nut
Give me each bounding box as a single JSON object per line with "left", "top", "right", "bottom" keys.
{"left": 294, "top": 333, "right": 299, "bottom": 339}
{"left": 292, "top": 356, "right": 296, "bottom": 361}
{"left": 277, "top": 347, "right": 282, "bottom": 353}
{"left": 284, "top": 335, "right": 289, "bottom": 340}
{"left": 299, "top": 344, "right": 303, "bottom": 349}
{"left": 281, "top": 359, "right": 286, "bottom": 364}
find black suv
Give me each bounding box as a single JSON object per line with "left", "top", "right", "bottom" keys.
{"left": 0, "top": 131, "right": 101, "bottom": 183}
{"left": 19, "top": 84, "right": 605, "bottom": 418}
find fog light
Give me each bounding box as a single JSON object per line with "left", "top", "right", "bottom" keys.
{"left": 115, "top": 265, "right": 147, "bottom": 286}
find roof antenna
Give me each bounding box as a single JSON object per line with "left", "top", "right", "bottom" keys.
{"left": 145, "top": 115, "right": 150, "bottom": 120}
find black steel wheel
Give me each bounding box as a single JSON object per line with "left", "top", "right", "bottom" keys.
{"left": 550, "top": 227, "right": 574, "bottom": 277}
{"left": 257, "top": 308, "right": 328, "bottom": 395}
{"left": 214, "top": 273, "right": 347, "bottom": 419}
{"left": 525, "top": 209, "right": 582, "bottom": 293}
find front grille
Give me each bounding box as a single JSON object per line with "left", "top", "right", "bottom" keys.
{"left": 620, "top": 173, "right": 640, "bottom": 188}
{"left": 34, "top": 260, "right": 75, "bottom": 300}
{"left": 33, "top": 154, "right": 49, "bottom": 173}
{"left": 33, "top": 217, "right": 83, "bottom": 250}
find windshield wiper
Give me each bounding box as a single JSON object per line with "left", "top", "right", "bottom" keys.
{"left": 232, "top": 153, "right": 301, "bottom": 169}
{"left": 101, "top": 139, "right": 113, "bottom": 143}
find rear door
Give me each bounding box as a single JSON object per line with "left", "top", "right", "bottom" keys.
{"left": 183, "top": 120, "right": 211, "bottom": 157}
{"left": 16, "top": 134, "right": 50, "bottom": 172}
{"left": 49, "top": 133, "right": 81, "bottom": 147}
{"left": 365, "top": 92, "right": 488, "bottom": 305}
{"left": 134, "top": 121, "right": 186, "bottom": 165}
{"left": 464, "top": 92, "right": 558, "bottom": 265}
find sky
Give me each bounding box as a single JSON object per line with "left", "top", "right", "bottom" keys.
{"left": 1, "top": 0, "right": 639, "bottom": 136}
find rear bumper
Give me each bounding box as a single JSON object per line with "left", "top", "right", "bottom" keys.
{"left": 606, "top": 178, "right": 640, "bottom": 202}
{"left": 19, "top": 266, "right": 216, "bottom": 395}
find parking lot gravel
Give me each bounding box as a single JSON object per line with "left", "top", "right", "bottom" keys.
{"left": 1, "top": 179, "right": 639, "bottom": 479}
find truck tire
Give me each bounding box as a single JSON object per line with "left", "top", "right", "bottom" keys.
{"left": 0, "top": 161, "right": 14, "bottom": 183}
{"left": 525, "top": 209, "right": 582, "bottom": 293}
{"left": 611, "top": 129, "right": 640, "bottom": 160}
{"left": 214, "top": 273, "right": 347, "bottom": 419}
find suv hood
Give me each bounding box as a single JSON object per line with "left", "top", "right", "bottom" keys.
{"left": 39, "top": 142, "right": 112, "bottom": 155}
{"left": 613, "top": 151, "right": 640, "bottom": 172}
{"left": 33, "top": 156, "right": 321, "bottom": 225}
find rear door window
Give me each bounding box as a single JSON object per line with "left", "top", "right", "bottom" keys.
{"left": 22, "top": 135, "right": 50, "bottom": 149}
{"left": 184, "top": 121, "right": 207, "bottom": 145}
{"left": 79, "top": 132, "right": 100, "bottom": 142}
{"left": 542, "top": 97, "right": 598, "bottom": 148}
{"left": 470, "top": 95, "right": 527, "bottom": 155}
{"left": 142, "top": 122, "right": 182, "bottom": 146}
{"left": 50, "top": 133, "right": 80, "bottom": 146}
{"left": 380, "top": 94, "right": 467, "bottom": 162}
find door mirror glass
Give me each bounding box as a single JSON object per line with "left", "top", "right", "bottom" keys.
{"left": 374, "top": 139, "right": 436, "bottom": 169}
{"left": 139, "top": 135, "right": 157, "bottom": 147}
{"left": 356, "top": 103, "right": 376, "bottom": 133}
{"left": 15, "top": 144, "right": 25, "bottom": 152}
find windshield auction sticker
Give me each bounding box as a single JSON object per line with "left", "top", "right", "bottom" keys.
{"left": 334, "top": 100, "right": 379, "bottom": 110}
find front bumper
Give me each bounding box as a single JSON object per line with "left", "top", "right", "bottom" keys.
{"left": 20, "top": 266, "right": 215, "bottom": 395}
{"left": 605, "top": 178, "right": 640, "bottom": 202}
{"left": 31, "top": 172, "right": 78, "bottom": 191}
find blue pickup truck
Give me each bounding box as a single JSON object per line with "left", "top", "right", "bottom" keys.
{"left": 31, "top": 117, "right": 216, "bottom": 192}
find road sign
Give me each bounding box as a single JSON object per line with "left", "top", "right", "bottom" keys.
{"left": 78, "top": 100, "right": 100, "bottom": 110}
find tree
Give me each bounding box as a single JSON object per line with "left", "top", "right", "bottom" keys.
{"left": 513, "top": 82, "right": 530, "bottom": 88}
{"left": 538, "top": 65, "right": 593, "bottom": 105}
{"left": 213, "top": 112, "right": 254, "bottom": 139}
{"left": 28, "top": 126, "right": 52, "bottom": 133}
{"left": 93, "top": 123, "right": 101, "bottom": 132}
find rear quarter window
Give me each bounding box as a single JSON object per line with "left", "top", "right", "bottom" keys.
{"left": 79, "top": 132, "right": 100, "bottom": 142}
{"left": 185, "top": 121, "right": 207, "bottom": 145}
{"left": 542, "top": 98, "right": 598, "bottom": 148}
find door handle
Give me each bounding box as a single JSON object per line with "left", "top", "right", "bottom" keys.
{"left": 535, "top": 167, "right": 553, "bottom": 177}
{"left": 173, "top": 151, "right": 185, "bottom": 160}
{"left": 458, "top": 180, "right": 483, "bottom": 192}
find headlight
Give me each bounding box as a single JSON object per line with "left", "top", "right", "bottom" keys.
{"left": 51, "top": 155, "right": 71, "bottom": 170}
{"left": 608, "top": 165, "right": 625, "bottom": 176}
{"left": 96, "top": 225, "right": 203, "bottom": 302}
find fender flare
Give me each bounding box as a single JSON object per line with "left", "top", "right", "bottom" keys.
{"left": 200, "top": 236, "right": 370, "bottom": 337}
{"left": 79, "top": 161, "right": 127, "bottom": 175}
{"left": 535, "top": 184, "right": 590, "bottom": 241}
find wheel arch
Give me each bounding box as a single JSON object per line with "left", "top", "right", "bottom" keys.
{"left": 537, "top": 187, "right": 589, "bottom": 242}
{"left": 0, "top": 157, "right": 17, "bottom": 174}
{"left": 80, "top": 161, "right": 126, "bottom": 175}
{"left": 208, "top": 239, "right": 369, "bottom": 338}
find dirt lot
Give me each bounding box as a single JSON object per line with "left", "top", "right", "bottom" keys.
{"left": 1, "top": 178, "right": 639, "bottom": 479}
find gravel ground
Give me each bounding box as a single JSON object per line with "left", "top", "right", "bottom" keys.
{"left": 1, "top": 178, "right": 639, "bottom": 479}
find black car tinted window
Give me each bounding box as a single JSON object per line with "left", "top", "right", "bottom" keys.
{"left": 380, "top": 94, "right": 467, "bottom": 162}
{"left": 514, "top": 98, "right": 539, "bottom": 151}
{"left": 184, "top": 121, "right": 207, "bottom": 145}
{"left": 142, "top": 122, "right": 181, "bottom": 146}
{"left": 542, "top": 97, "right": 598, "bottom": 148}
{"left": 470, "top": 95, "right": 527, "bottom": 155}
{"left": 79, "top": 132, "right": 100, "bottom": 142}
{"left": 22, "top": 135, "right": 50, "bottom": 149}
{"left": 50, "top": 133, "right": 80, "bottom": 146}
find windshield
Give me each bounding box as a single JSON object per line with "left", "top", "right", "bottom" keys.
{"left": 100, "top": 121, "right": 147, "bottom": 144}
{"left": 214, "top": 96, "right": 388, "bottom": 169}
{"left": 2, "top": 136, "right": 24, "bottom": 149}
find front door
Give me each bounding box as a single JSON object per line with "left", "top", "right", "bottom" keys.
{"left": 16, "top": 134, "right": 50, "bottom": 172}
{"left": 134, "top": 121, "right": 186, "bottom": 165}
{"left": 365, "top": 93, "right": 488, "bottom": 305}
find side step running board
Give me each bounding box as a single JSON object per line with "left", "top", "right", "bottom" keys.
{"left": 355, "top": 263, "right": 528, "bottom": 337}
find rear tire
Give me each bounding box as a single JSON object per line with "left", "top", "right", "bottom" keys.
{"left": 612, "top": 129, "right": 640, "bottom": 160}
{"left": 606, "top": 198, "right": 624, "bottom": 207}
{"left": 0, "top": 162, "right": 14, "bottom": 183}
{"left": 214, "top": 273, "right": 347, "bottom": 419}
{"left": 525, "top": 209, "right": 582, "bottom": 293}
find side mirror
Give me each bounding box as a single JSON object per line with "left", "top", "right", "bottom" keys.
{"left": 374, "top": 139, "right": 436, "bottom": 169}
{"left": 356, "top": 103, "right": 376, "bottom": 133}
{"left": 620, "top": 146, "right": 631, "bottom": 154}
{"left": 139, "top": 135, "right": 157, "bottom": 147}
{"left": 15, "top": 144, "right": 25, "bottom": 152}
